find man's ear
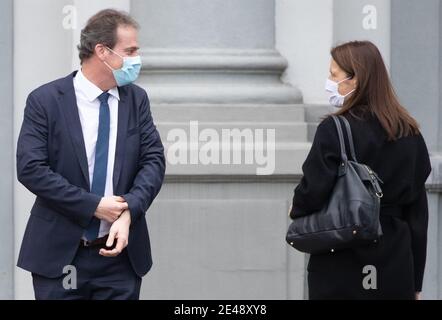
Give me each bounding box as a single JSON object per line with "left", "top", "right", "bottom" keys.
{"left": 95, "top": 44, "right": 107, "bottom": 61}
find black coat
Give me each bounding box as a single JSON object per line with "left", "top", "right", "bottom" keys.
{"left": 290, "top": 108, "right": 432, "bottom": 300}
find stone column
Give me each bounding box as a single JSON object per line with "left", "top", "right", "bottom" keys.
{"left": 131, "top": 0, "right": 308, "bottom": 299}
{"left": 132, "top": 0, "right": 308, "bottom": 176}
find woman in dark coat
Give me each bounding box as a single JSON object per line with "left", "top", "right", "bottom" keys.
{"left": 289, "top": 41, "right": 432, "bottom": 300}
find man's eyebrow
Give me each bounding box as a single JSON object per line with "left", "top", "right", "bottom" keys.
{"left": 125, "top": 46, "right": 140, "bottom": 52}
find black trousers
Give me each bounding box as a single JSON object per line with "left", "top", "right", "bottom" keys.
{"left": 32, "top": 245, "right": 141, "bottom": 300}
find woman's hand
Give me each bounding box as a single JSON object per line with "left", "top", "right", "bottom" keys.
{"left": 415, "top": 292, "right": 421, "bottom": 300}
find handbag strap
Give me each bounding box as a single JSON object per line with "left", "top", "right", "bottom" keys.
{"left": 338, "top": 115, "right": 358, "bottom": 162}
{"left": 330, "top": 115, "right": 348, "bottom": 164}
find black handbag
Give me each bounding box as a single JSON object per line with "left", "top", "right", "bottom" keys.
{"left": 286, "top": 115, "right": 384, "bottom": 254}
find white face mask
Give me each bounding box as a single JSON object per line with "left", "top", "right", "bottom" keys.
{"left": 325, "top": 77, "right": 355, "bottom": 108}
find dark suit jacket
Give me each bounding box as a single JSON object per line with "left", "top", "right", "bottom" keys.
{"left": 290, "top": 108, "right": 432, "bottom": 299}
{"left": 16, "top": 71, "right": 166, "bottom": 278}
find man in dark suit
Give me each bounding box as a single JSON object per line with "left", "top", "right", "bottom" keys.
{"left": 16, "top": 9, "right": 166, "bottom": 300}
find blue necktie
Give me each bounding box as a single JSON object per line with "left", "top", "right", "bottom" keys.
{"left": 85, "top": 92, "right": 110, "bottom": 241}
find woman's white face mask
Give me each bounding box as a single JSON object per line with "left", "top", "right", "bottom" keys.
{"left": 325, "top": 77, "right": 355, "bottom": 108}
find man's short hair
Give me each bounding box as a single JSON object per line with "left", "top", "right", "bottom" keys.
{"left": 77, "top": 9, "right": 139, "bottom": 64}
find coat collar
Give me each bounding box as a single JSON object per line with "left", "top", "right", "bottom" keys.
{"left": 74, "top": 69, "right": 120, "bottom": 102}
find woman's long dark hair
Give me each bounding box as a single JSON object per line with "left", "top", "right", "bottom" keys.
{"left": 330, "top": 40, "right": 420, "bottom": 141}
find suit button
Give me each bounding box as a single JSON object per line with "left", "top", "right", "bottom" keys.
{"left": 353, "top": 230, "right": 357, "bottom": 235}
{"left": 331, "top": 249, "right": 334, "bottom": 253}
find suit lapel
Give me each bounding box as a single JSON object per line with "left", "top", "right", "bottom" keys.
{"left": 113, "top": 86, "right": 129, "bottom": 191}
{"left": 58, "top": 72, "right": 130, "bottom": 192}
{"left": 59, "top": 72, "right": 91, "bottom": 189}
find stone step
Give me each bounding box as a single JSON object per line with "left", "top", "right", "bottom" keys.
{"left": 151, "top": 104, "right": 305, "bottom": 123}
{"left": 156, "top": 121, "right": 308, "bottom": 142}
{"left": 161, "top": 142, "right": 312, "bottom": 175}
{"left": 142, "top": 84, "right": 302, "bottom": 104}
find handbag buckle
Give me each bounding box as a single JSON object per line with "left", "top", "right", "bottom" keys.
{"left": 338, "top": 161, "right": 347, "bottom": 176}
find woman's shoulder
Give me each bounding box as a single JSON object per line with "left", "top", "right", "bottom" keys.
{"left": 317, "top": 107, "right": 372, "bottom": 127}
{"left": 314, "top": 116, "right": 340, "bottom": 144}
{"left": 316, "top": 112, "right": 365, "bottom": 135}
{"left": 323, "top": 109, "right": 386, "bottom": 136}
{"left": 317, "top": 114, "right": 343, "bottom": 131}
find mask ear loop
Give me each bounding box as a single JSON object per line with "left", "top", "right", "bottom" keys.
{"left": 106, "top": 46, "right": 124, "bottom": 59}
{"left": 102, "top": 60, "right": 114, "bottom": 72}
{"left": 338, "top": 76, "right": 356, "bottom": 98}
{"left": 102, "top": 46, "right": 123, "bottom": 71}
{"left": 337, "top": 76, "right": 352, "bottom": 84}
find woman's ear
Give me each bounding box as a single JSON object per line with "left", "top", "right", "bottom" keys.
{"left": 350, "top": 77, "right": 358, "bottom": 89}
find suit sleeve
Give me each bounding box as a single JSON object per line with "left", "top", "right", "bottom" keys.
{"left": 289, "top": 117, "right": 341, "bottom": 219}
{"left": 403, "top": 133, "right": 432, "bottom": 292}
{"left": 121, "top": 92, "right": 166, "bottom": 222}
{"left": 16, "top": 93, "right": 101, "bottom": 228}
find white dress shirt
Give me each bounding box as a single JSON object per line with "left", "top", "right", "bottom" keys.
{"left": 74, "top": 70, "right": 119, "bottom": 239}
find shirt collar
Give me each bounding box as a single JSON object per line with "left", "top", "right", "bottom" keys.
{"left": 76, "top": 69, "right": 120, "bottom": 102}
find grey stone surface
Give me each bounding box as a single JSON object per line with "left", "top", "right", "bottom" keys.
{"left": 333, "top": 0, "right": 391, "bottom": 67}
{"left": 391, "top": 0, "right": 442, "bottom": 299}
{"left": 391, "top": 0, "right": 440, "bottom": 150}
{"left": 141, "top": 181, "right": 305, "bottom": 299}
{"left": 0, "top": 0, "right": 14, "bottom": 300}
{"left": 138, "top": 48, "right": 302, "bottom": 104}
{"left": 132, "top": 0, "right": 275, "bottom": 49}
